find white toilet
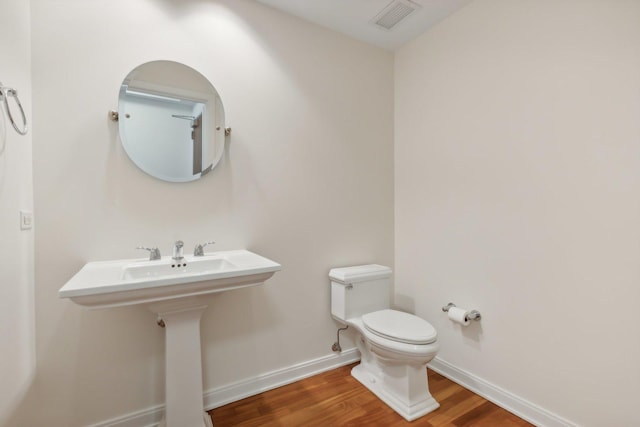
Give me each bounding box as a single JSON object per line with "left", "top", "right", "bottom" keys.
{"left": 330, "top": 264, "right": 440, "bottom": 421}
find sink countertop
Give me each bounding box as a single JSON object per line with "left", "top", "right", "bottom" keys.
{"left": 59, "top": 249, "right": 281, "bottom": 309}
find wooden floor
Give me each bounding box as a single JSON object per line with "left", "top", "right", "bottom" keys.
{"left": 208, "top": 363, "right": 533, "bottom": 426}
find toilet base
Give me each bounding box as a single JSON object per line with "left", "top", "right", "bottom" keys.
{"left": 351, "top": 362, "right": 439, "bottom": 422}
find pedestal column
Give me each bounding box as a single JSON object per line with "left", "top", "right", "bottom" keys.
{"left": 152, "top": 300, "right": 213, "bottom": 427}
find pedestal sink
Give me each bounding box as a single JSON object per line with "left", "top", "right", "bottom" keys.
{"left": 59, "top": 249, "right": 281, "bottom": 427}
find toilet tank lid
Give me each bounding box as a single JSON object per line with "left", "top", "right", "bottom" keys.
{"left": 329, "top": 264, "right": 392, "bottom": 284}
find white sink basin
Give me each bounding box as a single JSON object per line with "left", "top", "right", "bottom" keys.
{"left": 59, "top": 249, "right": 281, "bottom": 309}
{"left": 122, "top": 258, "right": 234, "bottom": 279}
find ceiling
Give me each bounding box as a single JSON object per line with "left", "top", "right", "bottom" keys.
{"left": 254, "top": 0, "right": 473, "bottom": 51}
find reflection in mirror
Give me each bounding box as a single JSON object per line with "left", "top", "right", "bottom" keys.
{"left": 118, "top": 61, "right": 225, "bottom": 182}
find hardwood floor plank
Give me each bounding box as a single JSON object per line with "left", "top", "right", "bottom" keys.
{"left": 209, "top": 363, "right": 533, "bottom": 426}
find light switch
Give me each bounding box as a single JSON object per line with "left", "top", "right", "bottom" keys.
{"left": 20, "top": 211, "right": 33, "bottom": 230}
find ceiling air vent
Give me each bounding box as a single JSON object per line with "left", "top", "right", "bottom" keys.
{"left": 371, "top": 0, "right": 421, "bottom": 31}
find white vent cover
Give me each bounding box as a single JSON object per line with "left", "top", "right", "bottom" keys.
{"left": 371, "top": 0, "right": 421, "bottom": 31}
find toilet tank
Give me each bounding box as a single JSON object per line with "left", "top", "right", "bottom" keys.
{"left": 330, "top": 264, "right": 392, "bottom": 322}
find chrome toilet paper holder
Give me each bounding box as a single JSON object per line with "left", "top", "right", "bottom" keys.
{"left": 442, "top": 302, "right": 482, "bottom": 321}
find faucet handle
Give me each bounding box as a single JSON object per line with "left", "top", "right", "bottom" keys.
{"left": 136, "top": 246, "right": 161, "bottom": 261}
{"left": 194, "top": 241, "right": 215, "bottom": 256}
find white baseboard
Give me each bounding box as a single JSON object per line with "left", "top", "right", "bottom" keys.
{"left": 88, "top": 351, "right": 575, "bottom": 427}
{"left": 428, "top": 357, "right": 576, "bottom": 427}
{"left": 88, "top": 348, "right": 360, "bottom": 427}
{"left": 86, "top": 404, "right": 164, "bottom": 427}
{"left": 203, "top": 347, "right": 360, "bottom": 410}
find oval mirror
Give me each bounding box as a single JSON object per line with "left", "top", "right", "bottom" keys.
{"left": 118, "top": 60, "right": 225, "bottom": 182}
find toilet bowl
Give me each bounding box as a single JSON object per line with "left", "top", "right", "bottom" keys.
{"left": 330, "top": 265, "right": 440, "bottom": 421}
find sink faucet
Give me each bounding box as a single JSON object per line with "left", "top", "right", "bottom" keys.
{"left": 194, "top": 241, "right": 215, "bottom": 256}
{"left": 172, "top": 240, "right": 184, "bottom": 264}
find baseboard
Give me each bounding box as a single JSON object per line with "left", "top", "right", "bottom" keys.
{"left": 428, "top": 357, "right": 576, "bottom": 427}
{"left": 203, "top": 347, "right": 360, "bottom": 410}
{"left": 87, "top": 351, "right": 573, "bottom": 427}
{"left": 86, "top": 404, "right": 164, "bottom": 427}
{"left": 88, "top": 348, "right": 360, "bottom": 427}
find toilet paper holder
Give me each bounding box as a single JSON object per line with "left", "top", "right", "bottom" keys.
{"left": 442, "top": 302, "right": 482, "bottom": 321}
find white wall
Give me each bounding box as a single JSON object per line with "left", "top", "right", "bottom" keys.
{"left": 2, "top": 0, "right": 393, "bottom": 426}
{"left": 0, "top": 0, "right": 34, "bottom": 425}
{"left": 395, "top": 1, "right": 640, "bottom": 425}
{"left": 12, "top": 1, "right": 635, "bottom": 425}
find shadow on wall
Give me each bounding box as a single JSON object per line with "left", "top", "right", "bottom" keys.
{"left": 2, "top": 305, "right": 167, "bottom": 427}
{"left": 0, "top": 374, "right": 35, "bottom": 427}
{"left": 0, "top": 108, "right": 7, "bottom": 156}
{"left": 394, "top": 293, "right": 416, "bottom": 313}
{"left": 0, "top": 84, "right": 36, "bottom": 427}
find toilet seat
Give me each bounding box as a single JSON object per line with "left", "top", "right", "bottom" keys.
{"left": 362, "top": 309, "right": 437, "bottom": 345}
{"left": 347, "top": 317, "right": 439, "bottom": 361}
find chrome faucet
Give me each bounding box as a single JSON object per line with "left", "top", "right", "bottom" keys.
{"left": 136, "top": 246, "right": 161, "bottom": 261}
{"left": 194, "top": 241, "right": 215, "bottom": 256}
{"left": 172, "top": 240, "right": 184, "bottom": 263}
